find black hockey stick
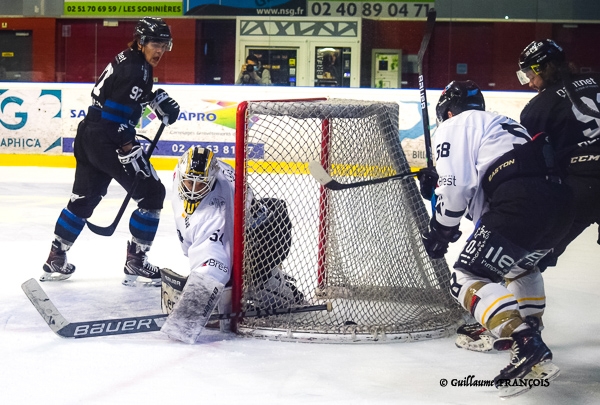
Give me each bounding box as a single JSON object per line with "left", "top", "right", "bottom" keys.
{"left": 21, "top": 278, "right": 332, "bottom": 339}
{"left": 87, "top": 123, "right": 166, "bottom": 237}
{"left": 308, "top": 11, "right": 436, "bottom": 192}
{"left": 308, "top": 161, "right": 416, "bottom": 190}
{"left": 418, "top": 8, "right": 437, "bottom": 170}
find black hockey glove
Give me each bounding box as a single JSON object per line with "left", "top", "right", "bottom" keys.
{"left": 421, "top": 216, "right": 462, "bottom": 259}
{"left": 150, "top": 89, "right": 180, "bottom": 126}
{"left": 117, "top": 144, "right": 152, "bottom": 178}
{"left": 416, "top": 167, "right": 439, "bottom": 201}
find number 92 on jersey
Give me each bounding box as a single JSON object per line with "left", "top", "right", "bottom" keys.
{"left": 308, "top": 1, "right": 434, "bottom": 19}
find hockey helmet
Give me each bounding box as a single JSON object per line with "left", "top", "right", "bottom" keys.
{"left": 134, "top": 17, "right": 172, "bottom": 51}
{"left": 177, "top": 147, "right": 218, "bottom": 214}
{"left": 435, "top": 80, "right": 485, "bottom": 123}
{"left": 516, "top": 39, "right": 564, "bottom": 84}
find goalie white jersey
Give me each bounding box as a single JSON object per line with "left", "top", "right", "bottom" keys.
{"left": 171, "top": 160, "right": 251, "bottom": 284}
{"left": 433, "top": 110, "right": 530, "bottom": 228}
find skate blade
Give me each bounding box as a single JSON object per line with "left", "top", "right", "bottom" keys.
{"left": 498, "top": 360, "right": 560, "bottom": 400}
{"left": 455, "top": 334, "right": 495, "bottom": 352}
{"left": 39, "top": 272, "right": 72, "bottom": 282}
{"left": 122, "top": 274, "right": 161, "bottom": 288}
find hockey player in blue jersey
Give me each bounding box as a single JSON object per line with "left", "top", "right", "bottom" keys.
{"left": 42, "top": 17, "right": 180, "bottom": 287}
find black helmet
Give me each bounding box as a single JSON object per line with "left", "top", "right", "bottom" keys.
{"left": 516, "top": 39, "right": 564, "bottom": 84}
{"left": 518, "top": 39, "right": 564, "bottom": 71}
{"left": 436, "top": 80, "right": 485, "bottom": 123}
{"left": 134, "top": 17, "right": 172, "bottom": 51}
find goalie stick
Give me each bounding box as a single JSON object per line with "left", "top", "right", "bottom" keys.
{"left": 86, "top": 123, "right": 166, "bottom": 237}
{"left": 308, "top": 161, "right": 416, "bottom": 190}
{"left": 21, "top": 278, "right": 332, "bottom": 339}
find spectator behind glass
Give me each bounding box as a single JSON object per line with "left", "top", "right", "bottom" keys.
{"left": 235, "top": 54, "right": 271, "bottom": 85}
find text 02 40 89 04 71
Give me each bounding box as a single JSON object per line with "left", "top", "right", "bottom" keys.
{"left": 308, "top": 1, "right": 433, "bottom": 18}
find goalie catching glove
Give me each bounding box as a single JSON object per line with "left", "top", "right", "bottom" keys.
{"left": 421, "top": 216, "right": 461, "bottom": 259}
{"left": 149, "top": 88, "right": 180, "bottom": 126}
{"left": 117, "top": 144, "right": 153, "bottom": 178}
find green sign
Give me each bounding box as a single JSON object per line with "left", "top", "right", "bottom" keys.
{"left": 64, "top": 2, "right": 183, "bottom": 16}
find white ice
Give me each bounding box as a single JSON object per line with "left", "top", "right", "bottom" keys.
{"left": 1, "top": 166, "right": 599, "bottom": 405}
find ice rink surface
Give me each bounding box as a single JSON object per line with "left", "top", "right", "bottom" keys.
{"left": 1, "top": 166, "right": 599, "bottom": 405}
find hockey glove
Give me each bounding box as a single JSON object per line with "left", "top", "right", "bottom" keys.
{"left": 416, "top": 167, "right": 439, "bottom": 201}
{"left": 150, "top": 89, "right": 180, "bottom": 126}
{"left": 117, "top": 144, "right": 152, "bottom": 178}
{"left": 421, "top": 216, "right": 462, "bottom": 259}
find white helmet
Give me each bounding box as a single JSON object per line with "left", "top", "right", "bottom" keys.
{"left": 177, "top": 146, "right": 218, "bottom": 214}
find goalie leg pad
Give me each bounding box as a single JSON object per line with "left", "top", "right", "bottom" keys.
{"left": 455, "top": 322, "right": 496, "bottom": 352}
{"left": 217, "top": 286, "right": 232, "bottom": 333}
{"left": 160, "top": 268, "right": 187, "bottom": 314}
{"left": 160, "top": 271, "right": 224, "bottom": 344}
{"left": 247, "top": 266, "right": 307, "bottom": 310}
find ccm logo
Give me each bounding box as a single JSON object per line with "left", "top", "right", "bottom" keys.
{"left": 571, "top": 155, "right": 600, "bottom": 163}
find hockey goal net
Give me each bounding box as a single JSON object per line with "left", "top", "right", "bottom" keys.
{"left": 233, "top": 98, "right": 463, "bottom": 343}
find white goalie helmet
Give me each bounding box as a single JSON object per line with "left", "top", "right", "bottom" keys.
{"left": 177, "top": 147, "right": 218, "bottom": 212}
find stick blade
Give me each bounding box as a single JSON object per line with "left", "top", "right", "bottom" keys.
{"left": 308, "top": 161, "right": 334, "bottom": 186}
{"left": 86, "top": 221, "right": 117, "bottom": 237}
{"left": 21, "top": 278, "right": 71, "bottom": 336}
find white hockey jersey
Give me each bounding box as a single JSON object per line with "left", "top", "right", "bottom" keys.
{"left": 433, "top": 110, "right": 531, "bottom": 228}
{"left": 171, "top": 160, "right": 252, "bottom": 285}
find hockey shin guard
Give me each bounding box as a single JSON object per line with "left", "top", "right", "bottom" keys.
{"left": 129, "top": 209, "right": 160, "bottom": 246}
{"left": 54, "top": 208, "right": 86, "bottom": 246}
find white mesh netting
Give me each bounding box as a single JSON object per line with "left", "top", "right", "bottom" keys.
{"left": 235, "top": 99, "right": 463, "bottom": 343}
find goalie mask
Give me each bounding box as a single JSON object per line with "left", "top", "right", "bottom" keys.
{"left": 436, "top": 80, "right": 485, "bottom": 123}
{"left": 134, "top": 17, "right": 173, "bottom": 51}
{"left": 177, "top": 147, "right": 218, "bottom": 214}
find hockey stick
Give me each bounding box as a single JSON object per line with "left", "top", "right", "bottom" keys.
{"left": 21, "top": 278, "right": 332, "bottom": 339}
{"left": 418, "top": 8, "right": 437, "bottom": 170}
{"left": 87, "top": 123, "right": 166, "bottom": 237}
{"left": 308, "top": 161, "right": 416, "bottom": 190}
{"left": 308, "top": 12, "right": 436, "bottom": 192}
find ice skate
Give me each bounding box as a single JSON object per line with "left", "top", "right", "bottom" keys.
{"left": 40, "top": 240, "right": 76, "bottom": 282}
{"left": 497, "top": 359, "right": 560, "bottom": 399}
{"left": 455, "top": 322, "right": 496, "bottom": 352}
{"left": 122, "top": 241, "right": 162, "bottom": 287}
{"left": 494, "top": 328, "right": 557, "bottom": 398}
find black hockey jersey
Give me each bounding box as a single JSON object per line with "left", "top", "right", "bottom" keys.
{"left": 90, "top": 48, "right": 153, "bottom": 131}
{"left": 520, "top": 73, "right": 600, "bottom": 161}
